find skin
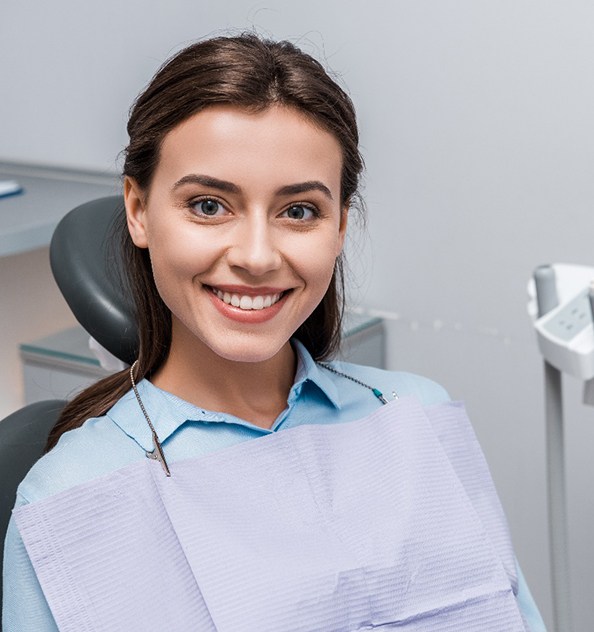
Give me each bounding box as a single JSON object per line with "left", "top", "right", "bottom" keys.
{"left": 125, "top": 105, "right": 347, "bottom": 428}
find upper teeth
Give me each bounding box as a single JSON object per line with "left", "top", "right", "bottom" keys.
{"left": 212, "top": 288, "right": 283, "bottom": 310}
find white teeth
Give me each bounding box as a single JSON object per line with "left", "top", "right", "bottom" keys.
{"left": 211, "top": 287, "right": 283, "bottom": 310}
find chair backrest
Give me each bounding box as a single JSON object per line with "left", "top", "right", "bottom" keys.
{"left": 0, "top": 399, "right": 66, "bottom": 620}
{"left": 49, "top": 195, "right": 138, "bottom": 365}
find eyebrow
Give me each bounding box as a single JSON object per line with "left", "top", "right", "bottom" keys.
{"left": 172, "top": 174, "right": 334, "bottom": 200}
{"left": 276, "top": 181, "right": 334, "bottom": 201}
{"left": 172, "top": 174, "right": 240, "bottom": 194}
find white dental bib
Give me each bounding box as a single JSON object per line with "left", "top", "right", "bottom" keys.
{"left": 15, "top": 397, "right": 527, "bottom": 631}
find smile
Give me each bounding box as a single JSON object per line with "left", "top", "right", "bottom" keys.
{"left": 209, "top": 287, "right": 285, "bottom": 311}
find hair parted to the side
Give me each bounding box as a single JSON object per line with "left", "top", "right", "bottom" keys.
{"left": 46, "top": 33, "right": 364, "bottom": 451}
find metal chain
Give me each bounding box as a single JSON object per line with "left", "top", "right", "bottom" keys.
{"left": 130, "top": 360, "right": 158, "bottom": 435}
{"left": 130, "top": 360, "right": 171, "bottom": 477}
{"left": 318, "top": 363, "right": 395, "bottom": 405}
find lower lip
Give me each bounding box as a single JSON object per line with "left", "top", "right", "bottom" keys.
{"left": 207, "top": 288, "right": 289, "bottom": 324}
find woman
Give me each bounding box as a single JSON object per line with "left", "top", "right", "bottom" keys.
{"left": 3, "top": 34, "right": 545, "bottom": 631}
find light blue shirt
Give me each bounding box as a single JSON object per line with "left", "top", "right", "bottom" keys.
{"left": 3, "top": 340, "right": 545, "bottom": 631}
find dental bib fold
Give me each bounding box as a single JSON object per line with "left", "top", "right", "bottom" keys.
{"left": 15, "top": 397, "right": 527, "bottom": 631}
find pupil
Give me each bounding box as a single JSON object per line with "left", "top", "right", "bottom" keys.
{"left": 201, "top": 200, "right": 218, "bottom": 215}
{"left": 288, "top": 206, "right": 304, "bottom": 219}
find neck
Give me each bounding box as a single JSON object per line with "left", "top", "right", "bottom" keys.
{"left": 151, "top": 324, "right": 297, "bottom": 429}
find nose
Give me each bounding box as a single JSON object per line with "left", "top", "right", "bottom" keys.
{"left": 226, "top": 215, "right": 282, "bottom": 276}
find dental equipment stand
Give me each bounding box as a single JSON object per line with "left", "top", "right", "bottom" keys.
{"left": 530, "top": 263, "right": 594, "bottom": 632}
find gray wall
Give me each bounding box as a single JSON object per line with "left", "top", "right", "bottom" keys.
{"left": 4, "top": 1, "right": 594, "bottom": 628}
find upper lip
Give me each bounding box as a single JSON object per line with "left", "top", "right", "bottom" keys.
{"left": 206, "top": 284, "right": 289, "bottom": 296}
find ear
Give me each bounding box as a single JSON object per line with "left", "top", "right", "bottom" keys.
{"left": 336, "top": 203, "right": 349, "bottom": 255}
{"left": 124, "top": 176, "right": 149, "bottom": 248}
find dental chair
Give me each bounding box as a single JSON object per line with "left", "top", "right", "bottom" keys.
{"left": 0, "top": 196, "right": 131, "bottom": 626}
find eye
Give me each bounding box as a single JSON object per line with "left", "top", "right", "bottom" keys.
{"left": 189, "top": 197, "right": 226, "bottom": 217}
{"left": 282, "top": 204, "right": 317, "bottom": 220}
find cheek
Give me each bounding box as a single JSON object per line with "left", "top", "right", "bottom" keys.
{"left": 147, "top": 250, "right": 185, "bottom": 313}
{"left": 145, "top": 237, "right": 214, "bottom": 304}
{"left": 295, "top": 247, "right": 339, "bottom": 296}
{"left": 147, "top": 224, "right": 219, "bottom": 274}
{"left": 285, "top": 226, "right": 343, "bottom": 284}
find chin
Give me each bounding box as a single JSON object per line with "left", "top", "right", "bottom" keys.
{"left": 205, "top": 335, "right": 291, "bottom": 365}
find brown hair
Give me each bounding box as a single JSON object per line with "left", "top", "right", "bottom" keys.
{"left": 46, "top": 33, "right": 364, "bottom": 451}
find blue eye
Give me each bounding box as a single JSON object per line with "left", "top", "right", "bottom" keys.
{"left": 198, "top": 199, "right": 221, "bottom": 216}
{"left": 284, "top": 205, "right": 316, "bottom": 220}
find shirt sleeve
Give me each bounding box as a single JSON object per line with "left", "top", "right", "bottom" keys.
{"left": 516, "top": 560, "right": 547, "bottom": 631}
{"left": 2, "top": 496, "right": 59, "bottom": 632}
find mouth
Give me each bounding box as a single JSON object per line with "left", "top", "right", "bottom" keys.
{"left": 207, "top": 286, "right": 288, "bottom": 311}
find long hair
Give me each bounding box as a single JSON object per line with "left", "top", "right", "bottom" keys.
{"left": 46, "top": 34, "right": 364, "bottom": 451}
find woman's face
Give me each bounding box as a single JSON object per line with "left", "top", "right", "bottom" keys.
{"left": 125, "top": 105, "right": 347, "bottom": 365}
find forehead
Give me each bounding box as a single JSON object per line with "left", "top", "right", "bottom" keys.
{"left": 153, "top": 105, "right": 343, "bottom": 193}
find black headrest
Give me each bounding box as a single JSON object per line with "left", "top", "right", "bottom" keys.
{"left": 50, "top": 196, "right": 138, "bottom": 365}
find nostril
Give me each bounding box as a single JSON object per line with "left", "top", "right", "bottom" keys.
{"left": 226, "top": 241, "right": 283, "bottom": 274}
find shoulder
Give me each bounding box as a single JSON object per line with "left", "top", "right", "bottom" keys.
{"left": 328, "top": 360, "right": 450, "bottom": 407}
{"left": 16, "top": 413, "right": 143, "bottom": 506}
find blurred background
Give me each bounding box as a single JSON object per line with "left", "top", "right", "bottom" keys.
{"left": 3, "top": 1, "right": 594, "bottom": 628}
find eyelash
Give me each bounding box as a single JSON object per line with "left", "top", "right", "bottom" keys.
{"left": 186, "top": 197, "right": 321, "bottom": 221}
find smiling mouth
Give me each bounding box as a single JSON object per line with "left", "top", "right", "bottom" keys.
{"left": 208, "top": 287, "right": 287, "bottom": 311}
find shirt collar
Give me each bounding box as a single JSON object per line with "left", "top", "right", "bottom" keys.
{"left": 289, "top": 339, "right": 341, "bottom": 409}
{"left": 107, "top": 339, "right": 341, "bottom": 451}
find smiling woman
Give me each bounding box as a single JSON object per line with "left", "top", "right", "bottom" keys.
{"left": 124, "top": 105, "right": 347, "bottom": 420}
{"left": 2, "top": 34, "right": 545, "bottom": 632}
